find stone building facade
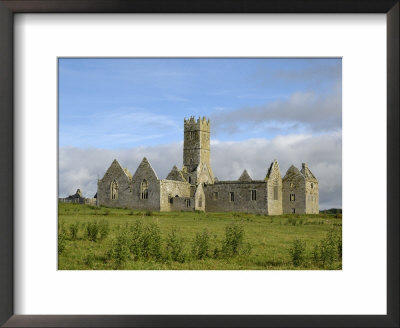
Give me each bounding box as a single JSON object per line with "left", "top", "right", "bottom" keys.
{"left": 97, "top": 117, "right": 319, "bottom": 214}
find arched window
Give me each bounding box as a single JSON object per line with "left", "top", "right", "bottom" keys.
{"left": 110, "top": 180, "right": 118, "bottom": 200}
{"left": 188, "top": 176, "right": 192, "bottom": 183}
{"left": 140, "top": 179, "right": 148, "bottom": 199}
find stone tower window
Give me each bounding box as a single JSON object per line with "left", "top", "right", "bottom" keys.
{"left": 311, "top": 183, "right": 314, "bottom": 189}
{"left": 140, "top": 179, "right": 148, "bottom": 199}
{"left": 110, "top": 180, "right": 118, "bottom": 200}
{"left": 198, "top": 196, "right": 202, "bottom": 207}
{"left": 213, "top": 192, "right": 218, "bottom": 200}
{"left": 291, "top": 208, "right": 296, "bottom": 214}
{"left": 186, "top": 199, "right": 191, "bottom": 207}
{"left": 273, "top": 186, "right": 278, "bottom": 200}
{"left": 290, "top": 193, "right": 296, "bottom": 201}
{"left": 230, "top": 192, "right": 235, "bottom": 202}
{"left": 290, "top": 183, "right": 294, "bottom": 189}
{"left": 251, "top": 190, "right": 256, "bottom": 201}
{"left": 189, "top": 131, "right": 195, "bottom": 140}
{"left": 188, "top": 176, "right": 192, "bottom": 183}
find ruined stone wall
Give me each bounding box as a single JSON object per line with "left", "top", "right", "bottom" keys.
{"left": 84, "top": 198, "right": 97, "bottom": 206}
{"left": 159, "top": 180, "right": 192, "bottom": 211}
{"left": 204, "top": 181, "right": 268, "bottom": 214}
{"left": 97, "top": 160, "right": 132, "bottom": 208}
{"left": 266, "top": 161, "right": 283, "bottom": 215}
{"left": 282, "top": 170, "right": 306, "bottom": 214}
{"left": 171, "top": 197, "right": 195, "bottom": 211}
{"left": 305, "top": 181, "right": 319, "bottom": 214}
{"left": 196, "top": 163, "right": 214, "bottom": 185}
{"left": 131, "top": 178, "right": 160, "bottom": 211}
{"left": 194, "top": 183, "right": 205, "bottom": 211}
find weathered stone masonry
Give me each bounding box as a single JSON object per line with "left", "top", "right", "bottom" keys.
{"left": 97, "top": 116, "right": 319, "bottom": 214}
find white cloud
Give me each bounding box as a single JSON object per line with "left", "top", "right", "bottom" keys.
{"left": 59, "top": 133, "right": 341, "bottom": 210}
{"left": 211, "top": 86, "right": 342, "bottom": 135}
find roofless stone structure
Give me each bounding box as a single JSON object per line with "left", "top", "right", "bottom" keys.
{"left": 97, "top": 117, "right": 319, "bottom": 214}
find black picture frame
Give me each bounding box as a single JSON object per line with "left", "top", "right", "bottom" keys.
{"left": 0, "top": 1, "right": 398, "bottom": 327}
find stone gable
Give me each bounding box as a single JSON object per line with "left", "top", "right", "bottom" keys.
{"left": 132, "top": 157, "right": 158, "bottom": 182}
{"left": 266, "top": 160, "right": 283, "bottom": 215}
{"left": 166, "top": 165, "right": 187, "bottom": 182}
{"left": 238, "top": 169, "right": 252, "bottom": 182}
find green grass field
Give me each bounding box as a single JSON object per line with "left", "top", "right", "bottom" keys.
{"left": 58, "top": 202, "right": 342, "bottom": 270}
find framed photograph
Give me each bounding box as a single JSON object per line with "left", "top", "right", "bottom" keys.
{"left": 0, "top": 1, "right": 398, "bottom": 327}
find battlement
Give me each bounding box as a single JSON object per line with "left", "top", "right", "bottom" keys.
{"left": 184, "top": 116, "right": 210, "bottom": 130}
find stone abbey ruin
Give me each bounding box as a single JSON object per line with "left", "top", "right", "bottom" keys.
{"left": 97, "top": 117, "right": 319, "bottom": 214}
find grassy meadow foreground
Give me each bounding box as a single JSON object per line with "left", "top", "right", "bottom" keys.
{"left": 58, "top": 203, "right": 342, "bottom": 270}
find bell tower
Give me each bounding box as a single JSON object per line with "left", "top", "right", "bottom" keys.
{"left": 183, "top": 116, "right": 212, "bottom": 182}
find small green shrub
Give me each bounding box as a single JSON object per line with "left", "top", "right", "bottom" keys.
{"left": 86, "top": 221, "right": 99, "bottom": 242}
{"left": 129, "top": 220, "right": 144, "bottom": 260}
{"left": 191, "top": 229, "right": 210, "bottom": 260}
{"left": 58, "top": 233, "right": 67, "bottom": 255}
{"left": 166, "top": 228, "right": 186, "bottom": 263}
{"left": 289, "top": 239, "right": 306, "bottom": 266}
{"left": 221, "top": 223, "right": 244, "bottom": 257}
{"left": 69, "top": 222, "right": 79, "bottom": 240}
{"left": 337, "top": 233, "right": 342, "bottom": 260}
{"left": 107, "top": 231, "right": 131, "bottom": 267}
{"left": 312, "top": 230, "right": 341, "bottom": 268}
{"left": 98, "top": 220, "right": 110, "bottom": 240}
{"left": 58, "top": 219, "right": 67, "bottom": 254}
{"left": 84, "top": 252, "right": 95, "bottom": 267}
{"left": 141, "top": 223, "right": 162, "bottom": 260}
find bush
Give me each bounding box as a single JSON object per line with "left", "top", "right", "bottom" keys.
{"left": 289, "top": 239, "right": 306, "bottom": 266}
{"left": 107, "top": 231, "right": 131, "bottom": 267}
{"left": 69, "top": 222, "right": 79, "bottom": 240}
{"left": 86, "top": 221, "right": 99, "bottom": 242}
{"left": 221, "top": 223, "right": 245, "bottom": 257}
{"left": 312, "top": 230, "right": 341, "bottom": 268}
{"left": 58, "top": 219, "right": 67, "bottom": 254}
{"left": 337, "top": 233, "right": 342, "bottom": 260}
{"left": 141, "top": 223, "right": 162, "bottom": 260}
{"left": 99, "top": 220, "right": 110, "bottom": 240}
{"left": 166, "top": 229, "right": 186, "bottom": 263}
{"left": 129, "top": 220, "right": 144, "bottom": 260}
{"left": 58, "top": 233, "right": 67, "bottom": 255}
{"left": 191, "top": 229, "right": 210, "bottom": 260}
{"left": 84, "top": 252, "right": 96, "bottom": 267}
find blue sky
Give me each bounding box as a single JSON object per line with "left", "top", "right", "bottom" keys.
{"left": 58, "top": 58, "right": 342, "bottom": 209}
{"left": 59, "top": 58, "right": 341, "bottom": 148}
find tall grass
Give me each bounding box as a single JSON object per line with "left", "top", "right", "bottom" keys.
{"left": 191, "top": 229, "right": 210, "bottom": 260}
{"left": 289, "top": 239, "right": 306, "bottom": 266}
{"left": 58, "top": 203, "right": 342, "bottom": 270}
